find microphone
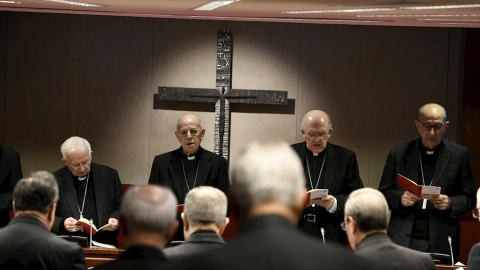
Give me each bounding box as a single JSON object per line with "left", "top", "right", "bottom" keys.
{"left": 448, "top": 236, "right": 454, "bottom": 266}
{"left": 321, "top": 227, "right": 325, "bottom": 245}
{"left": 90, "top": 218, "right": 93, "bottom": 248}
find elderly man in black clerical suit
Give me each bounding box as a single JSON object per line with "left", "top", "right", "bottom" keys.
{"left": 181, "top": 141, "right": 369, "bottom": 270}
{"left": 52, "top": 136, "right": 124, "bottom": 247}
{"left": 345, "top": 187, "right": 436, "bottom": 270}
{"left": 0, "top": 144, "right": 23, "bottom": 228}
{"left": 163, "top": 186, "right": 228, "bottom": 262}
{"left": 0, "top": 171, "right": 87, "bottom": 269}
{"left": 94, "top": 185, "right": 178, "bottom": 270}
{"left": 379, "top": 103, "right": 476, "bottom": 263}
{"left": 149, "top": 113, "right": 230, "bottom": 240}
{"left": 291, "top": 110, "right": 364, "bottom": 245}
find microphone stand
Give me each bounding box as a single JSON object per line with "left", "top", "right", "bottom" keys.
{"left": 90, "top": 219, "right": 93, "bottom": 248}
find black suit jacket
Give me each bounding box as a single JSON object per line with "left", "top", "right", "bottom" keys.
{"left": 52, "top": 162, "right": 124, "bottom": 246}
{"left": 467, "top": 242, "right": 480, "bottom": 269}
{"left": 163, "top": 230, "right": 225, "bottom": 262}
{"left": 378, "top": 138, "right": 476, "bottom": 260}
{"left": 0, "top": 215, "right": 87, "bottom": 270}
{"left": 181, "top": 215, "right": 370, "bottom": 270}
{"left": 0, "top": 144, "right": 23, "bottom": 228}
{"left": 94, "top": 245, "right": 172, "bottom": 270}
{"left": 356, "top": 233, "right": 436, "bottom": 270}
{"left": 291, "top": 142, "right": 364, "bottom": 243}
{"left": 149, "top": 147, "right": 230, "bottom": 203}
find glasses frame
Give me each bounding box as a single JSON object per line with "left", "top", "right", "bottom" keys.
{"left": 305, "top": 131, "right": 329, "bottom": 140}
{"left": 473, "top": 208, "right": 479, "bottom": 219}
{"left": 178, "top": 128, "right": 200, "bottom": 137}
{"left": 418, "top": 120, "right": 445, "bottom": 133}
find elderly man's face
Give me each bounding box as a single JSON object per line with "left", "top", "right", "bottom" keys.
{"left": 175, "top": 116, "right": 205, "bottom": 156}
{"left": 62, "top": 148, "right": 92, "bottom": 177}
{"left": 302, "top": 117, "right": 332, "bottom": 154}
{"left": 415, "top": 107, "right": 449, "bottom": 150}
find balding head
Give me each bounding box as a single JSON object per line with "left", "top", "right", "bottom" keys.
{"left": 415, "top": 103, "right": 449, "bottom": 150}
{"left": 301, "top": 110, "right": 333, "bottom": 154}
{"left": 175, "top": 114, "right": 205, "bottom": 156}
{"left": 121, "top": 185, "right": 177, "bottom": 234}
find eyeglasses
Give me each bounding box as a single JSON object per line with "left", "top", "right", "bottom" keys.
{"left": 418, "top": 121, "right": 445, "bottom": 133}
{"left": 473, "top": 208, "right": 479, "bottom": 219}
{"left": 178, "top": 129, "right": 200, "bottom": 137}
{"left": 305, "top": 131, "right": 328, "bottom": 139}
{"left": 340, "top": 221, "right": 346, "bottom": 231}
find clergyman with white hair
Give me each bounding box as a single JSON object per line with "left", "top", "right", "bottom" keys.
{"left": 344, "top": 187, "right": 435, "bottom": 270}
{"left": 94, "top": 185, "right": 178, "bottom": 270}
{"left": 185, "top": 140, "right": 369, "bottom": 270}
{"left": 52, "top": 136, "right": 124, "bottom": 247}
{"left": 163, "top": 186, "right": 229, "bottom": 262}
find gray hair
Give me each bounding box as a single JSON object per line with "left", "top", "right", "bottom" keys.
{"left": 60, "top": 136, "right": 92, "bottom": 159}
{"left": 300, "top": 111, "right": 333, "bottom": 130}
{"left": 121, "top": 185, "right": 177, "bottom": 234}
{"left": 345, "top": 188, "right": 389, "bottom": 233}
{"left": 184, "top": 186, "right": 227, "bottom": 228}
{"left": 13, "top": 171, "right": 59, "bottom": 214}
{"left": 230, "top": 140, "right": 305, "bottom": 210}
{"left": 418, "top": 103, "right": 447, "bottom": 123}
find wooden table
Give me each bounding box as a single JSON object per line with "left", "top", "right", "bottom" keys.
{"left": 83, "top": 247, "right": 122, "bottom": 267}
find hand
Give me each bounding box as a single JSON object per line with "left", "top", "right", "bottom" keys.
{"left": 312, "top": 195, "right": 334, "bottom": 211}
{"left": 401, "top": 191, "right": 421, "bottom": 207}
{"left": 64, "top": 217, "right": 83, "bottom": 232}
{"left": 102, "top": 218, "right": 119, "bottom": 231}
{"left": 430, "top": 195, "right": 451, "bottom": 210}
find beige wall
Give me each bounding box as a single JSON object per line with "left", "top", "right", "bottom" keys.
{"left": 0, "top": 12, "right": 463, "bottom": 187}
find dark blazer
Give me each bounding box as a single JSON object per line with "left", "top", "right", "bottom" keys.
{"left": 378, "top": 138, "right": 476, "bottom": 261}
{"left": 291, "top": 142, "right": 363, "bottom": 243}
{"left": 52, "top": 162, "right": 124, "bottom": 246}
{"left": 149, "top": 147, "right": 230, "bottom": 203}
{"left": 182, "top": 215, "right": 370, "bottom": 270}
{"left": 93, "top": 245, "right": 172, "bottom": 270}
{"left": 0, "top": 215, "right": 87, "bottom": 270}
{"left": 356, "top": 233, "right": 436, "bottom": 270}
{"left": 467, "top": 242, "right": 480, "bottom": 269}
{"left": 163, "top": 230, "right": 225, "bottom": 262}
{"left": 0, "top": 144, "right": 23, "bottom": 228}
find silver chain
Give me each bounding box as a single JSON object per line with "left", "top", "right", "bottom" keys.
{"left": 181, "top": 159, "right": 200, "bottom": 191}
{"left": 77, "top": 173, "right": 89, "bottom": 219}
{"left": 306, "top": 153, "right": 326, "bottom": 190}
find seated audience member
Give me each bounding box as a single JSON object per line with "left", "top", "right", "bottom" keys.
{"left": 344, "top": 187, "right": 435, "bottom": 270}
{"left": 183, "top": 141, "right": 369, "bottom": 270}
{"left": 164, "top": 186, "right": 229, "bottom": 261}
{"left": 467, "top": 188, "right": 480, "bottom": 269}
{"left": 0, "top": 171, "right": 87, "bottom": 269}
{"left": 94, "top": 185, "right": 178, "bottom": 270}
{"left": 52, "top": 136, "right": 124, "bottom": 246}
{"left": 0, "top": 144, "right": 23, "bottom": 228}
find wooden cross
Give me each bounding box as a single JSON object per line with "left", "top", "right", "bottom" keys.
{"left": 158, "top": 30, "right": 288, "bottom": 160}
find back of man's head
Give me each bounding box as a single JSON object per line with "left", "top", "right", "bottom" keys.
{"left": 345, "top": 188, "right": 389, "bottom": 233}
{"left": 121, "top": 185, "right": 177, "bottom": 236}
{"left": 184, "top": 186, "right": 227, "bottom": 228}
{"left": 13, "top": 171, "right": 59, "bottom": 214}
{"left": 230, "top": 141, "right": 306, "bottom": 215}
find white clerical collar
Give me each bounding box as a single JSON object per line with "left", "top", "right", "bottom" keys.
{"left": 305, "top": 142, "right": 320, "bottom": 156}
{"left": 78, "top": 173, "right": 89, "bottom": 181}
{"left": 426, "top": 151, "right": 434, "bottom": 155}
{"left": 187, "top": 156, "right": 195, "bottom": 160}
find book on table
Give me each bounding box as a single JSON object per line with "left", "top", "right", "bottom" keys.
{"left": 306, "top": 189, "right": 328, "bottom": 205}
{"left": 398, "top": 174, "right": 441, "bottom": 199}
{"left": 75, "top": 217, "right": 110, "bottom": 235}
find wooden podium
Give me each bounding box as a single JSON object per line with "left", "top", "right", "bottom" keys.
{"left": 83, "top": 247, "right": 122, "bottom": 267}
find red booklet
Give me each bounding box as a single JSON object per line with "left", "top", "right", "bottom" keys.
{"left": 398, "top": 174, "right": 441, "bottom": 199}
{"left": 305, "top": 189, "right": 328, "bottom": 206}
{"left": 76, "top": 218, "right": 109, "bottom": 235}
{"left": 177, "top": 204, "right": 184, "bottom": 213}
